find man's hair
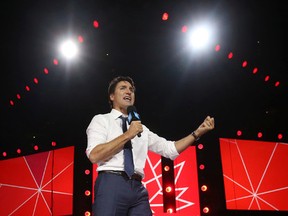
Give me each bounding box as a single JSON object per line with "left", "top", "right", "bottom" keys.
{"left": 108, "top": 76, "right": 135, "bottom": 107}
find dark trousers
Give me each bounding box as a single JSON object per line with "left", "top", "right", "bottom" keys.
{"left": 93, "top": 172, "right": 153, "bottom": 216}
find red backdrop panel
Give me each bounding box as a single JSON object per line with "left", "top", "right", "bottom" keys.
{"left": 174, "top": 146, "right": 200, "bottom": 215}
{"left": 0, "top": 146, "right": 74, "bottom": 216}
{"left": 92, "top": 146, "right": 199, "bottom": 215}
{"left": 219, "top": 138, "right": 288, "bottom": 211}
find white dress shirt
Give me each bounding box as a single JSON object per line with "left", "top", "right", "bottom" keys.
{"left": 86, "top": 109, "right": 179, "bottom": 178}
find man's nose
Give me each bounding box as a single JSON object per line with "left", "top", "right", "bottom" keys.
{"left": 125, "top": 88, "right": 132, "bottom": 94}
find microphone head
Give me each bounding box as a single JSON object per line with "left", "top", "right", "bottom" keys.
{"left": 127, "top": 105, "right": 137, "bottom": 114}
{"left": 127, "top": 105, "right": 140, "bottom": 124}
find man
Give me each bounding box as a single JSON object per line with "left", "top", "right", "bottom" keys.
{"left": 86, "top": 76, "right": 215, "bottom": 216}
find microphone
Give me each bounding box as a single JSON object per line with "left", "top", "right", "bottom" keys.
{"left": 127, "top": 105, "right": 141, "bottom": 137}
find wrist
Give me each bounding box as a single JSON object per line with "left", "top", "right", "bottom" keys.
{"left": 191, "top": 131, "right": 200, "bottom": 141}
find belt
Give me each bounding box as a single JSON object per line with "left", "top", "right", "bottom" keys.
{"left": 99, "top": 170, "right": 142, "bottom": 181}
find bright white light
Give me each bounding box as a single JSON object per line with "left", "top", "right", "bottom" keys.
{"left": 188, "top": 24, "right": 213, "bottom": 50}
{"left": 59, "top": 40, "right": 79, "bottom": 59}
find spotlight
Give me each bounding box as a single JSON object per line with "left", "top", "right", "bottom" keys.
{"left": 237, "top": 130, "right": 242, "bottom": 136}
{"left": 164, "top": 165, "right": 170, "bottom": 171}
{"left": 197, "top": 143, "right": 204, "bottom": 150}
{"left": 182, "top": 25, "right": 188, "bottom": 33}
{"left": 203, "top": 206, "right": 210, "bottom": 213}
{"left": 166, "top": 208, "right": 174, "bottom": 213}
{"left": 85, "top": 169, "right": 90, "bottom": 175}
{"left": 53, "top": 59, "right": 59, "bottom": 65}
{"left": 43, "top": 68, "right": 49, "bottom": 74}
{"left": 85, "top": 190, "right": 91, "bottom": 196}
{"left": 275, "top": 81, "right": 280, "bottom": 87}
{"left": 165, "top": 186, "right": 173, "bottom": 193}
{"left": 199, "top": 164, "right": 205, "bottom": 170}
{"left": 188, "top": 22, "right": 215, "bottom": 50}
{"left": 252, "top": 67, "right": 258, "bottom": 74}
{"left": 228, "top": 52, "right": 233, "bottom": 59}
{"left": 242, "top": 60, "right": 248, "bottom": 68}
{"left": 201, "top": 185, "right": 208, "bottom": 192}
{"left": 59, "top": 39, "right": 79, "bottom": 60}
{"left": 84, "top": 211, "right": 91, "bottom": 216}
{"left": 93, "top": 20, "right": 99, "bottom": 28}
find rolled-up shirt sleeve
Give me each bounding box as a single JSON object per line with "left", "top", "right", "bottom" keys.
{"left": 146, "top": 128, "right": 179, "bottom": 160}
{"left": 86, "top": 115, "right": 108, "bottom": 159}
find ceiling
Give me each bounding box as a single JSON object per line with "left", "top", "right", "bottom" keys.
{"left": 1, "top": 0, "right": 287, "bottom": 156}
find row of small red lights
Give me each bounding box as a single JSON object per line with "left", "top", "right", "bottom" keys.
{"left": 8, "top": 34, "right": 86, "bottom": 107}
{"left": 2, "top": 141, "right": 57, "bottom": 157}
{"left": 84, "top": 169, "right": 92, "bottom": 216}
{"left": 9, "top": 63, "right": 56, "bottom": 107}
{"left": 214, "top": 45, "right": 282, "bottom": 88}
{"left": 162, "top": 164, "right": 176, "bottom": 213}
{"left": 197, "top": 143, "right": 211, "bottom": 214}
{"left": 213, "top": 46, "right": 285, "bottom": 141}
{"left": 236, "top": 130, "right": 284, "bottom": 140}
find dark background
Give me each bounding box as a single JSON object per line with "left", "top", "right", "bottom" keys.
{"left": 1, "top": 0, "right": 287, "bottom": 215}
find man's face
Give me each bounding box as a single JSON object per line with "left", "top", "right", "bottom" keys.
{"left": 110, "top": 81, "right": 135, "bottom": 113}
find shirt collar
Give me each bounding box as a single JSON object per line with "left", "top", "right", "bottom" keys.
{"left": 110, "top": 108, "right": 126, "bottom": 120}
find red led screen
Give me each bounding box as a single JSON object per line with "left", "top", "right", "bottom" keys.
{"left": 0, "top": 146, "right": 74, "bottom": 215}
{"left": 92, "top": 147, "right": 200, "bottom": 215}
{"left": 220, "top": 138, "right": 288, "bottom": 211}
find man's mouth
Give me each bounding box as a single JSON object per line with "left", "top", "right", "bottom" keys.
{"left": 123, "top": 96, "right": 131, "bottom": 102}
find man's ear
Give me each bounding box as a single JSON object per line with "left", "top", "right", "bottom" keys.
{"left": 109, "top": 94, "right": 114, "bottom": 102}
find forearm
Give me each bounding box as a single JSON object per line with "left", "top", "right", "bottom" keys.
{"left": 175, "top": 129, "right": 200, "bottom": 154}
{"left": 174, "top": 115, "right": 215, "bottom": 154}
{"left": 88, "top": 132, "right": 132, "bottom": 164}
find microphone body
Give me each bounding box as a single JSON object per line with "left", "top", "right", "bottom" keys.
{"left": 127, "top": 105, "right": 141, "bottom": 137}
